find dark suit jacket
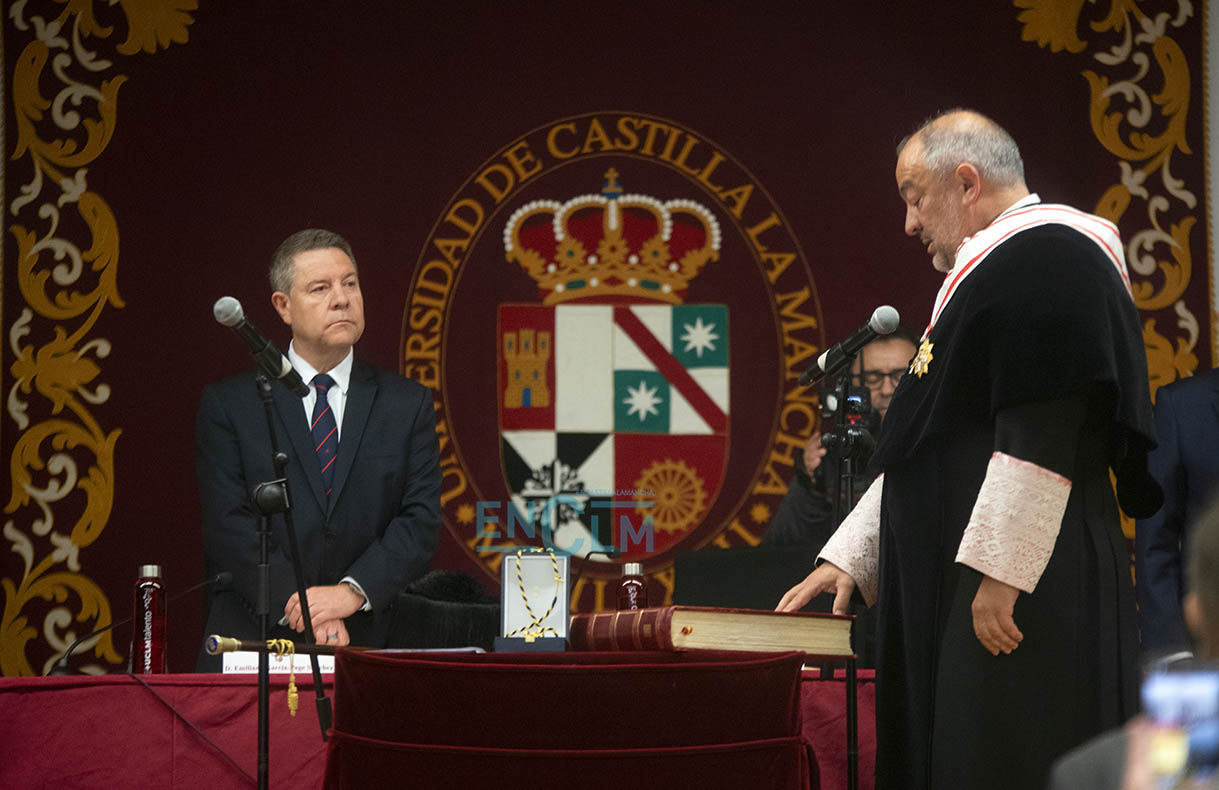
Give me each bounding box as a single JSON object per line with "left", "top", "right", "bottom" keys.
{"left": 195, "top": 358, "right": 442, "bottom": 670}
{"left": 1136, "top": 367, "right": 1219, "bottom": 655}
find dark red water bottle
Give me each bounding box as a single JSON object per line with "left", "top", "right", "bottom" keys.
{"left": 130, "top": 564, "right": 166, "bottom": 674}
{"left": 617, "top": 562, "right": 647, "bottom": 611}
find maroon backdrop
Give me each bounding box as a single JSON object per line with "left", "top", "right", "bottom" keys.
{"left": 2, "top": 1, "right": 1209, "bottom": 676}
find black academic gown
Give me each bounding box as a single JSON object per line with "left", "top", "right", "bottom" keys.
{"left": 868, "top": 223, "right": 1158, "bottom": 790}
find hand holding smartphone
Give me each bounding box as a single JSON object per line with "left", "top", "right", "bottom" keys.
{"left": 1139, "top": 667, "right": 1219, "bottom": 788}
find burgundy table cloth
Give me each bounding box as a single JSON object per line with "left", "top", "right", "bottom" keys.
{"left": 0, "top": 661, "right": 876, "bottom": 789}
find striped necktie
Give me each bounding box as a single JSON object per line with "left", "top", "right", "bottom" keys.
{"left": 310, "top": 373, "right": 338, "bottom": 498}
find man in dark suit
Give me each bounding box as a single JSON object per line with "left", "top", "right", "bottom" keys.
{"left": 196, "top": 229, "right": 441, "bottom": 670}
{"left": 1136, "top": 367, "right": 1219, "bottom": 656}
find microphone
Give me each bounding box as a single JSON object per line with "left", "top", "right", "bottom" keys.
{"left": 798, "top": 305, "right": 901, "bottom": 386}
{"left": 48, "top": 571, "right": 233, "bottom": 675}
{"left": 205, "top": 635, "right": 243, "bottom": 655}
{"left": 213, "top": 297, "right": 310, "bottom": 397}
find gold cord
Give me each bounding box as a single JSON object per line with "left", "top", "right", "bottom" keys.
{"left": 268, "top": 638, "right": 298, "bottom": 717}
{"left": 504, "top": 549, "right": 564, "bottom": 642}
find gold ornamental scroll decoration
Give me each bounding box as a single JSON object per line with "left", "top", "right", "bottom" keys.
{"left": 2, "top": 2, "right": 196, "bottom": 676}
{"left": 1016, "top": 0, "right": 1201, "bottom": 394}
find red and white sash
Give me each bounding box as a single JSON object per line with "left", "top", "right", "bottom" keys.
{"left": 922, "top": 194, "right": 1131, "bottom": 339}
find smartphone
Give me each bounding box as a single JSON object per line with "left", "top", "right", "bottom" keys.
{"left": 1141, "top": 668, "right": 1219, "bottom": 787}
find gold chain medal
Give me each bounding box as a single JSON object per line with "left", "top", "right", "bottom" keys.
{"left": 402, "top": 112, "right": 824, "bottom": 612}
{"left": 910, "top": 339, "right": 933, "bottom": 378}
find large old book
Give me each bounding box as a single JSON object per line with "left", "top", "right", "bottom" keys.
{"left": 568, "top": 606, "right": 853, "bottom": 657}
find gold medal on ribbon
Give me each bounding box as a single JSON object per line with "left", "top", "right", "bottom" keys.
{"left": 505, "top": 549, "right": 563, "bottom": 642}
{"left": 910, "top": 339, "right": 934, "bottom": 378}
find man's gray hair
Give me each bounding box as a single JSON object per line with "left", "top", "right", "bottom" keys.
{"left": 902, "top": 109, "right": 1026, "bottom": 188}
{"left": 269, "top": 229, "right": 357, "bottom": 294}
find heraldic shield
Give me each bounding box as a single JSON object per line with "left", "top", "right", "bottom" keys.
{"left": 497, "top": 170, "right": 730, "bottom": 562}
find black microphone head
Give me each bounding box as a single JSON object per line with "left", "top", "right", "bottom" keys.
{"left": 214, "top": 571, "right": 233, "bottom": 586}
{"left": 213, "top": 296, "right": 244, "bottom": 327}
{"left": 869, "top": 305, "right": 900, "bottom": 335}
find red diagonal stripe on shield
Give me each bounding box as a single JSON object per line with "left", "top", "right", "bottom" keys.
{"left": 613, "top": 307, "right": 727, "bottom": 434}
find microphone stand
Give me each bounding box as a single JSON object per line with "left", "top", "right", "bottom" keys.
{"left": 249, "top": 373, "right": 333, "bottom": 790}
{"left": 818, "top": 370, "right": 870, "bottom": 790}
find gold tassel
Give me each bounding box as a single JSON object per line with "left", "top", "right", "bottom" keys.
{"left": 287, "top": 674, "right": 298, "bottom": 717}
{"left": 268, "top": 639, "right": 299, "bottom": 717}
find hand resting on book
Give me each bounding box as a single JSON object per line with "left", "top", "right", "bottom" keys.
{"left": 776, "top": 561, "right": 856, "bottom": 615}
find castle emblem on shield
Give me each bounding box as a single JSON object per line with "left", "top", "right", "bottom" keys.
{"left": 498, "top": 169, "right": 729, "bottom": 560}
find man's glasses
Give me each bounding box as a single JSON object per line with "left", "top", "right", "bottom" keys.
{"left": 857, "top": 368, "right": 905, "bottom": 387}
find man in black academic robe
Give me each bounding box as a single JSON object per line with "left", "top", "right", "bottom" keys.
{"left": 778, "top": 110, "right": 1160, "bottom": 789}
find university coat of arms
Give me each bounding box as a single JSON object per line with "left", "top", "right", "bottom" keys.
{"left": 499, "top": 169, "right": 728, "bottom": 560}
{"left": 402, "top": 112, "right": 824, "bottom": 610}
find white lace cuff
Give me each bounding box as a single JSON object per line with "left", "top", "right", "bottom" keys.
{"left": 955, "top": 452, "right": 1071, "bottom": 593}
{"left": 817, "top": 475, "right": 884, "bottom": 606}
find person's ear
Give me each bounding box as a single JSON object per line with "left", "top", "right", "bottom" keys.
{"left": 1184, "top": 591, "right": 1204, "bottom": 640}
{"left": 955, "top": 163, "right": 980, "bottom": 205}
{"left": 271, "top": 291, "right": 292, "bottom": 326}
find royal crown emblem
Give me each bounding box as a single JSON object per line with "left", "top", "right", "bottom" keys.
{"left": 503, "top": 169, "right": 722, "bottom": 305}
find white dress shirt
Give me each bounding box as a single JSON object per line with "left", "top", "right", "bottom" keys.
{"left": 287, "top": 343, "right": 353, "bottom": 440}
{"left": 282, "top": 343, "right": 371, "bottom": 613}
